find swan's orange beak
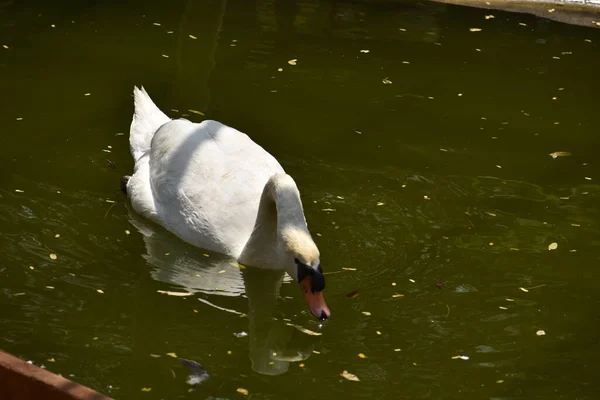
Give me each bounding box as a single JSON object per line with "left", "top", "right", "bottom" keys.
{"left": 300, "top": 276, "right": 330, "bottom": 320}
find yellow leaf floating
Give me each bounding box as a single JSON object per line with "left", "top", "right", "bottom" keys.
{"left": 166, "top": 352, "right": 177, "bottom": 358}
{"left": 289, "top": 324, "right": 322, "bottom": 336}
{"left": 96, "top": 289, "right": 104, "bottom": 294}
{"left": 382, "top": 77, "right": 392, "bottom": 85}
{"left": 288, "top": 59, "right": 297, "bottom": 66}
{"left": 340, "top": 370, "right": 360, "bottom": 382}
{"left": 548, "top": 242, "right": 558, "bottom": 250}
{"left": 237, "top": 388, "right": 249, "bottom": 395}
{"left": 536, "top": 330, "right": 546, "bottom": 336}
{"left": 157, "top": 290, "right": 193, "bottom": 297}
{"left": 519, "top": 287, "right": 529, "bottom": 293}
{"left": 49, "top": 253, "right": 57, "bottom": 260}
{"left": 376, "top": 202, "right": 385, "bottom": 206}
{"left": 549, "top": 151, "right": 571, "bottom": 159}
{"left": 469, "top": 28, "right": 482, "bottom": 32}
{"left": 141, "top": 387, "right": 152, "bottom": 392}
{"left": 484, "top": 15, "right": 495, "bottom": 19}
{"left": 189, "top": 35, "right": 197, "bottom": 39}
{"left": 358, "top": 353, "right": 367, "bottom": 359}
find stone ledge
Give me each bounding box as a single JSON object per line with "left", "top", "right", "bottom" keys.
{"left": 431, "top": 0, "right": 600, "bottom": 28}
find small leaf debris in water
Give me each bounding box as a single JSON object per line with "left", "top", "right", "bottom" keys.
{"left": 189, "top": 35, "right": 197, "bottom": 39}
{"left": 15, "top": 189, "right": 24, "bottom": 193}
{"left": 548, "top": 242, "right": 558, "bottom": 250}
{"left": 288, "top": 59, "right": 297, "bottom": 66}
{"left": 340, "top": 370, "right": 360, "bottom": 381}
{"left": 470, "top": 28, "right": 482, "bottom": 32}
{"left": 361, "top": 311, "right": 371, "bottom": 316}
{"left": 49, "top": 253, "right": 57, "bottom": 260}
{"left": 289, "top": 324, "right": 322, "bottom": 336}
{"left": 141, "top": 387, "right": 152, "bottom": 392}
{"left": 359, "top": 49, "right": 370, "bottom": 53}
{"left": 519, "top": 287, "right": 529, "bottom": 293}
{"left": 376, "top": 202, "right": 385, "bottom": 206}
{"left": 452, "top": 355, "right": 470, "bottom": 360}
{"left": 409, "top": 279, "right": 416, "bottom": 283}
{"left": 536, "top": 330, "right": 546, "bottom": 336}
{"left": 549, "top": 151, "right": 571, "bottom": 159}
{"left": 342, "top": 267, "right": 357, "bottom": 271}
{"left": 485, "top": 15, "right": 495, "bottom": 19}
{"left": 237, "top": 388, "right": 249, "bottom": 396}
{"left": 96, "top": 289, "right": 104, "bottom": 294}
{"left": 157, "top": 290, "right": 193, "bottom": 297}
{"left": 166, "top": 352, "right": 177, "bottom": 358}
{"left": 358, "top": 353, "right": 367, "bottom": 359}
{"left": 382, "top": 77, "right": 392, "bottom": 85}
{"left": 346, "top": 290, "right": 360, "bottom": 298}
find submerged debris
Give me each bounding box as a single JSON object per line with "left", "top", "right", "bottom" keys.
{"left": 180, "top": 358, "right": 209, "bottom": 385}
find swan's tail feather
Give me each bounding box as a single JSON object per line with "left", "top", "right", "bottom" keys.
{"left": 129, "top": 86, "right": 171, "bottom": 161}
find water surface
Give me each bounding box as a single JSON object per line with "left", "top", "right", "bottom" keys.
{"left": 1, "top": 0, "right": 600, "bottom": 399}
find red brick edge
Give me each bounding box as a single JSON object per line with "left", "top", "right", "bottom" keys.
{"left": 0, "top": 351, "right": 112, "bottom": 400}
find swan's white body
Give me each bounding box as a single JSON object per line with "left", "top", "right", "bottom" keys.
{"left": 125, "top": 87, "right": 330, "bottom": 319}
{"left": 127, "top": 89, "right": 283, "bottom": 257}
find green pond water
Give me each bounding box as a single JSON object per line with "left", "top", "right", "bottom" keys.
{"left": 2, "top": 0, "right": 600, "bottom": 399}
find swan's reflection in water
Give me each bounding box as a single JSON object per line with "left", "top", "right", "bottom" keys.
{"left": 127, "top": 205, "right": 318, "bottom": 376}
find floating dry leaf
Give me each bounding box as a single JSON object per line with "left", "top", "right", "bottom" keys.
{"left": 277, "top": 68, "right": 283, "bottom": 72}
{"left": 519, "top": 287, "right": 529, "bottom": 293}
{"left": 585, "top": 177, "right": 592, "bottom": 180}
{"left": 469, "top": 28, "right": 482, "bottom": 32}
{"left": 162, "top": 54, "right": 169, "bottom": 58}
{"left": 47, "top": 358, "right": 55, "bottom": 362}
{"left": 359, "top": 49, "right": 370, "bottom": 53}
{"left": 346, "top": 290, "right": 360, "bottom": 298}
{"left": 376, "top": 202, "right": 385, "bottom": 206}
{"left": 237, "top": 388, "right": 249, "bottom": 396}
{"left": 548, "top": 8, "right": 555, "bottom": 12}
{"left": 392, "top": 294, "right": 404, "bottom": 298}
{"left": 157, "top": 290, "right": 193, "bottom": 297}
{"left": 96, "top": 289, "right": 104, "bottom": 294}
{"left": 409, "top": 279, "right": 416, "bottom": 283}
{"left": 382, "top": 77, "right": 392, "bottom": 85}
{"left": 340, "top": 370, "right": 360, "bottom": 382}
{"left": 125, "top": 230, "right": 130, "bottom": 235}
{"left": 536, "top": 330, "right": 546, "bottom": 336}
{"left": 49, "top": 253, "right": 57, "bottom": 260}
{"left": 549, "top": 151, "right": 571, "bottom": 159}
{"left": 166, "top": 352, "right": 177, "bottom": 358}
{"left": 15, "top": 189, "right": 24, "bottom": 193}
{"left": 141, "top": 387, "right": 152, "bottom": 392}
{"left": 153, "top": 22, "right": 161, "bottom": 26}
{"left": 342, "top": 267, "right": 357, "bottom": 271}
{"left": 290, "top": 324, "right": 322, "bottom": 336}
{"left": 361, "top": 311, "right": 371, "bottom": 316}
{"left": 548, "top": 242, "right": 558, "bottom": 250}
{"left": 376, "top": 330, "right": 382, "bottom": 335}
{"left": 358, "top": 353, "right": 367, "bottom": 359}
{"left": 2, "top": 44, "right": 8, "bottom": 49}
{"left": 485, "top": 15, "right": 495, "bottom": 19}
{"left": 189, "top": 34, "right": 197, "bottom": 39}
{"left": 288, "top": 59, "right": 297, "bottom": 66}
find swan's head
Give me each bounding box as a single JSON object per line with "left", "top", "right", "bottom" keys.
{"left": 281, "top": 227, "right": 330, "bottom": 321}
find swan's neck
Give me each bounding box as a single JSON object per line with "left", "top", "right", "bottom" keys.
{"left": 239, "top": 174, "right": 309, "bottom": 270}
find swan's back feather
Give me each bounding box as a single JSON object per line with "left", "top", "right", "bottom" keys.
{"left": 129, "top": 86, "right": 171, "bottom": 161}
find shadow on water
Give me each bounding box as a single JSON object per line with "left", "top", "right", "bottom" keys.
{"left": 126, "top": 204, "right": 321, "bottom": 376}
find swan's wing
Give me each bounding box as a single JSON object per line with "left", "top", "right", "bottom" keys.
{"left": 148, "top": 119, "right": 284, "bottom": 255}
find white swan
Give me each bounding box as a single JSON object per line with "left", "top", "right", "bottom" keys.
{"left": 123, "top": 87, "right": 330, "bottom": 320}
